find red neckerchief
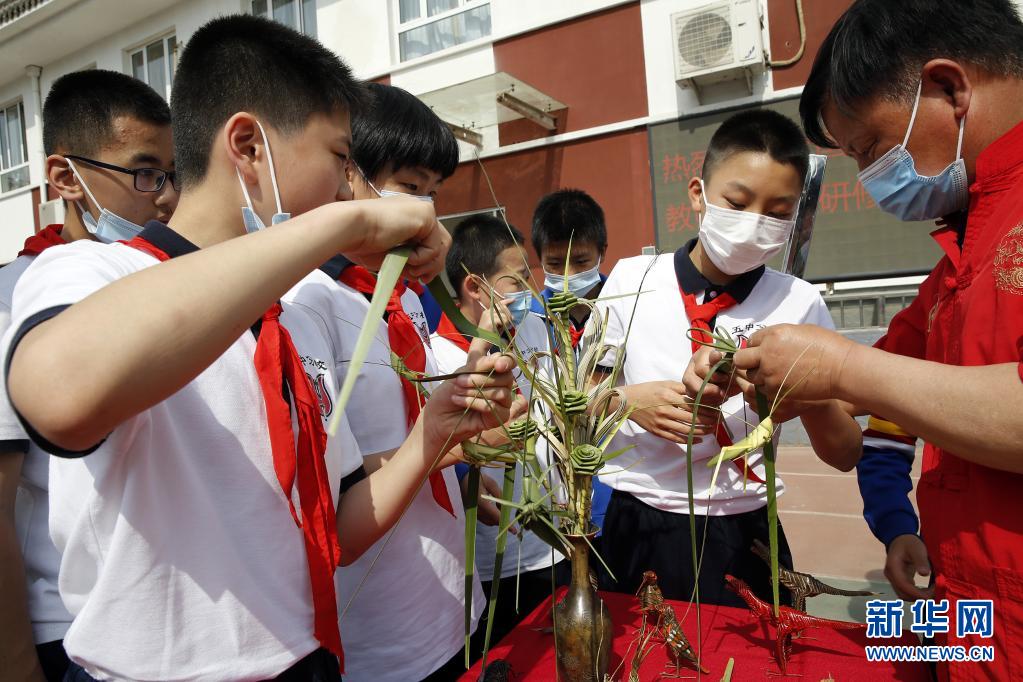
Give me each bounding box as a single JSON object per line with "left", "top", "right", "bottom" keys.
{"left": 122, "top": 235, "right": 345, "bottom": 669}
{"left": 18, "top": 225, "right": 65, "bottom": 257}
{"left": 436, "top": 313, "right": 471, "bottom": 352}
{"left": 680, "top": 286, "right": 767, "bottom": 485}
{"left": 338, "top": 265, "right": 455, "bottom": 517}
{"left": 569, "top": 323, "right": 584, "bottom": 349}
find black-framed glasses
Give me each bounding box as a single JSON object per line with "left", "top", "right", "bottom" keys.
{"left": 65, "top": 155, "right": 179, "bottom": 193}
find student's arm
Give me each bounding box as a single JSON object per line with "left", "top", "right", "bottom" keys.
{"left": 9, "top": 199, "right": 447, "bottom": 452}
{"left": 0, "top": 449, "right": 44, "bottom": 682}
{"left": 795, "top": 400, "right": 862, "bottom": 471}
{"left": 336, "top": 352, "right": 519, "bottom": 562}
{"left": 703, "top": 324, "right": 1023, "bottom": 473}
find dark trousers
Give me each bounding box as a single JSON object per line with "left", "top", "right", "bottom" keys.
{"left": 37, "top": 639, "right": 70, "bottom": 682}
{"left": 599, "top": 489, "right": 793, "bottom": 609}
{"left": 63, "top": 648, "right": 341, "bottom": 681}
{"left": 422, "top": 563, "right": 566, "bottom": 681}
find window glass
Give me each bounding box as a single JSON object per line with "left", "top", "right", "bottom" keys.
{"left": 399, "top": 4, "right": 491, "bottom": 61}
{"left": 302, "top": 0, "right": 317, "bottom": 35}
{"left": 146, "top": 40, "right": 166, "bottom": 102}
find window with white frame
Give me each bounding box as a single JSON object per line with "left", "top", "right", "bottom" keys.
{"left": 397, "top": 0, "right": 491, "bottom": 62}
{"left": 0, "top": 101, "right": 30, "bottom": 194}
{"left": 252, "top": 0, "right": 317, "bottom": 37}
{"left": 129, "top": 34, "right": 177, "bottom": 101}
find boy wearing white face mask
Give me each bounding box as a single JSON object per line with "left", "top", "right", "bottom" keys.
{"left": 592, "top": 109, "right": 861, "bottom": 607}
{"left": 431, "top": 214, "right": 564, "bottom": 662}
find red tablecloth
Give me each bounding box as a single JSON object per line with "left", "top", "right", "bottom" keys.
{"left": 461, "top": 588, "right": 930, "bottom": 681}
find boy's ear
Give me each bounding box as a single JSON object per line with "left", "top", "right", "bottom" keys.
{"left": 47, "top": 154, "right": 84, "bottom": 203}
{"left": 222, "top": 113, "right": 263, "bottom": 185}
{"left": 687, "top": 176, "right": 705, "bottom": 213}
{"left": 463, "top": 273, "right": 488, "bottom": 307}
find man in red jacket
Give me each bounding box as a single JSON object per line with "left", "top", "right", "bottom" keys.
{"left": 687, "top": 1, "right": 1023, "bottom": 679}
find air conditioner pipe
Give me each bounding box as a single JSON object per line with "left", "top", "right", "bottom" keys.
{"left": 768, "top": 0, "right": 806, "bottom": 68}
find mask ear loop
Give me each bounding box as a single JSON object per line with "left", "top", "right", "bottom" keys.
{"left": 65, "top": 157, "right": 104, "bottom": 217}
{"left": 254, "top": 120, "right": 284, "bottom": 215}
{"left": 901, "top": 81, "right": 924, "bottom": 148}
{"left": 236, "top": 167, "right": 256, "bottom": 211}
{"left": 954, "top": 110, "right": 967, "bottom": 160}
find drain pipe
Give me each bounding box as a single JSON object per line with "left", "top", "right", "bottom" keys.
{"left": 26, "top": 64, "right": 46, "bottom": 225}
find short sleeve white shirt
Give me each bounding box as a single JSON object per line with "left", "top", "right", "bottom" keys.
{"left": 284, "top": 270, "right": 484, "bottom": 682}
{"left": 594, "top": 253, "right": 834, "bottom": 515}
{"left": 4, "top": 231, "right": 362, "bottom": 681}
{"left": 431, "top": 311, "right": 564, "bottom": 582}
{"left": 0, "top": 252, "right": 74, "bottom": 644}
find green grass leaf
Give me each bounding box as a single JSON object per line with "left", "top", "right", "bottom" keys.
{"left": 328, "top": 247, "right": 411, "bottom": 435}
{"left": 756, "top": 390, "right": 780, "bottom": 618}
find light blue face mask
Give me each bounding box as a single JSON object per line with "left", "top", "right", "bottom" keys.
{"left": 358, "top": 166, "right": 434, "bottom": 202}
{"left": 543, "top": 260, "right": 602, "bottom": 298}
{"left": 857, "top": 81, "right": 969, "bottom": 222}
{"left": 65, "top": 158, "right": 145, "bottom": 243}
{"left": 238, "top": 120, "right": 291, "bottom": 232}
{"left": 504, "top": 289, "right": 533, "bottom": 327}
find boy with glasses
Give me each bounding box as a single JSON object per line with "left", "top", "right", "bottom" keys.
{"left": 0, "top": 69, "right": 176, "bottom": 681}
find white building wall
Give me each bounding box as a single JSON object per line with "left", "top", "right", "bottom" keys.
{"left": 0, "top": 0, "right": 242, "bottom": 261}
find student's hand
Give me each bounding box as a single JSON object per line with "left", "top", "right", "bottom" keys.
{"left": 733, "top": 324, "right": 857, "bottom": 403}
{"left": 620, "top": 381, "right": 717, "bottom": 443}
{"left": 342, "top": 197, "right": 450, "bottom": 282}
{"left": 682, "top": 345, "right": 745, "bottom": 407}
{"left": 733, "top": 374, "right": 830, "bottom": 424}
{"left": 479, "top": 299, "right": 514, "bottom": 336}
{"left": 885, "top": 534, "right": 933, "bottom": 601}
{"left": 422, "top": 352, "right": 524, "bottom": 454}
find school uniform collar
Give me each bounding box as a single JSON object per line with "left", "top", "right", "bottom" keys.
{"left": 674, "top": 238, "right": 764, "bottom": 303}
{"left": 136, "top": 221, "right": 200, "bottom": 259}
{"left": 319, "top": 254, "right": 354, "bottom": 279}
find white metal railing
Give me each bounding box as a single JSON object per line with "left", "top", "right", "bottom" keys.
{"left": 0, "top": 0, "right": 51, "bottom": 29}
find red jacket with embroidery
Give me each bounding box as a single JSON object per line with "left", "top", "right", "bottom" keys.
{"left": 914, "top": 120, "right": 1023, "bottom": 681}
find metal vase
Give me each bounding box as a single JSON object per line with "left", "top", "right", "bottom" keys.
{"left": 553, "top": 534, "right": 612, "bottom": 681}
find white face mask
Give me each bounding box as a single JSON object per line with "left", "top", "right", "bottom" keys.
{"left": 357, "top": 165, "right": 434, "bottom": 202}
{"left": 543, "top": 260, "right": 602, "bottom": 297}
{"left": 238, "top": 120, "right": 290, "bottom": 232}
{"left": 65, "top": 158, "right": 145, "bottom": 243}
{"left": 697, "top": 180, "right": 795, "bottom": 276}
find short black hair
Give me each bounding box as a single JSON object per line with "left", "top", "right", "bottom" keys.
{"left": 42, "top": 69, "right": 170, "bottom": 156}
{"left": 351, "top": 83, "right": 459, "bottom": 182}
{"left": 171, "top": 14, "right": 366, "bottom": 187}
{"left": 800, "top": 0, "right": 1023, "bottom": 148}
{"left": 446, "top": 214, "right": 525, "bottom": 296}
{"left": 704, "top": 109, "right": 809, "bottom": 184}
{"left": 531, "top": 189, "right": 607, "bottom": 257}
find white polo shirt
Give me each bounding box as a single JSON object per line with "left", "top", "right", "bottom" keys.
{"left": 284, "top": 265, "right": 483, "bottom": 682}
{"left": 3, "top": 225, "right": 363, "bottom": 681}
{"left": 0, "top": 252, "right": 75, "bottom": 646}
{"left": 594, "top": 251, "right": 834, "bottom": 516}
{"left": 431, "top": 311, "right": 563, "bottom": 583}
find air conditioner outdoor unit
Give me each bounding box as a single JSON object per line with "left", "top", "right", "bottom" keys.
{"left": 38, "top": 198, "right": 65, "bottom": 227}
{"left": 671, "top": 0, "right": 765, "bottom": 98}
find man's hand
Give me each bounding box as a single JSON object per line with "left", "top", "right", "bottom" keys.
{"left": 342, "top": 197, "right": 451, "bottom": 282}
{"left": 620, "top": 381, "right": 717, "bottom": 443}
{"left": 422, "top": 352, "right": 524, "bottom": 454}
{"left": 733, "top": 324, "right": 857, "bottom": 403}
{"left": 885, "top": 534, "right": 933, "bottom": 601}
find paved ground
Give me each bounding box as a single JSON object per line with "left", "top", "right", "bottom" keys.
{"left": 776, "top": 445, "right": 923, "bottom": 623}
